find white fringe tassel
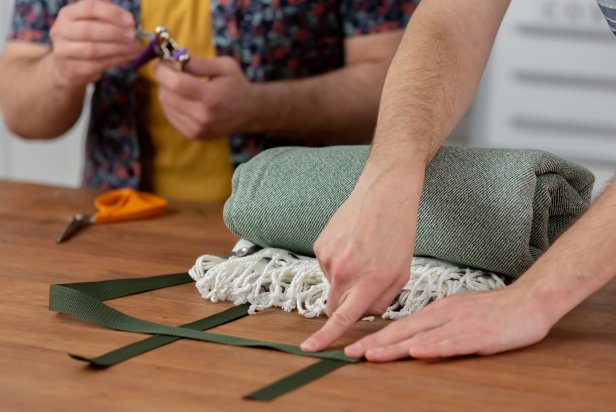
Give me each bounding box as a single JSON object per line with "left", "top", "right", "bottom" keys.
{"left": 188, "top": 248, "right": 506, "bottom": 320}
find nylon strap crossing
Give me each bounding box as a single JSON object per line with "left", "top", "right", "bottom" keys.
{"left": 69, "top": 303, "right": 251, "bottom": 367}
{"left": 49, "top": 272, "right": 359, "bottom": 400}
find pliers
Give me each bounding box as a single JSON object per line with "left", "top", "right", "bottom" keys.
{"left": 133, "top": 26, "right": 191, "bottom": 71}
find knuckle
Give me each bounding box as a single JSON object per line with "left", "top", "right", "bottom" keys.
{"left": 114, "top": 27, "right": 128, "bottom": 42}
{"left": 330, "top": 263, "right": 352, "bottom": 283}
{"left": 82, "top": 0, "right": 96, "bottom": 16}
{"left": 56, "top": 7, "right": 69, "bottom": 22}
{"left": 190, "top": 111, "right": 206, "bottom": 128}
{"left": 52, "top": 42, "right": 66, "bottom": 57}
{"left": 201, "top": 94, "right": 216, "bottom": 110}
{"left": 317, "top": 255, "right": 332, "bottom": 272}
{"left": 477, "top": 340, "right": 497, "bottom": 356}
{"left": 219, "top": 56, "right": 235, "bottom": 67}
{"left": 196, "top": 112, "right": 211, "bottom": 128}
{"left": 76, "top": 23, "right": 90, "bottom": 40}
{"left": 313, "top": 237, "right": 325, "bottom": 253}
{"left": 324, "top": 302, "right": 334, "bottom": 317}
{"left": 314, "top": 237, "right": 331, "bottom": 258}
{"left": 121, "top": 12, "right": 134, "bottom": 26}
{"left": 49, "top": 25, "right": 59, "bottom": 41}
{"left": 330, "top": 311, "right": 353, "bottom": 328}
{"left": 168, "top": 77, "right": 183, "bottom": 93}
{"left": 210, "top": 94, "right": 222, "bottom": 110}
{"left": 367, "top": 304, "right": 385, "bottom": 316}
{"left": 158, "top": 90, "right": 169, "bottom": 105}
{"left": 220, "top": 56, "right": 239, "bottom": 74}
{"left": 82, "top": 43, "right": 96, "bottom": 59}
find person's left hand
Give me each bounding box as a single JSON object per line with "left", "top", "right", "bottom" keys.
{"left": 154, "top": 56, "right": 257, "bottom": 139}
{"left": 344, "top": 285, "right": 554, "bottom": 361}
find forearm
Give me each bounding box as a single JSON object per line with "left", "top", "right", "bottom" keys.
{"left": 251, "top": 60, "right": 389, "bottom": 143}
{"left": 513, "top": 179, "right": 616, "bottom": 325}
{"left": 0, "top": 45, "right": 86, "bottom": 139}
{"left": 371, "top": 0, "right": 511, "bottom": 168}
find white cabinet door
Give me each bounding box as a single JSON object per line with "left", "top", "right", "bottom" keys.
{"left": 0, "top": 0, "right": 86, "bottom": 187}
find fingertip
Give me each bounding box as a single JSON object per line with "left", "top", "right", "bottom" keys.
{"left": 184, "top": 59, "right": 197, "bottom": 74}
{"left": 300, "top": 337, "right": 320, "bottom": 353}
{"left": 119, "top": 10, "right": 134, "bottom": 27}
{"left": 344, "top": 342, "right": 364, "bottom": 358}
{"left": 184, "top": 58, "right": 214, "bottom": 78}
{"left": 408, "top": 346, "right": 431, "bottom": 359}
{"left": 364, "top": 347, "right": 385, "bottom": 362}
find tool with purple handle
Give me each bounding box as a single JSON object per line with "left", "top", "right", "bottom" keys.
{"left": 133, "top": 26, "right": 190, "bottom": 71}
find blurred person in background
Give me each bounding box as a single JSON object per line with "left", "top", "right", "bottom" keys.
{"left": 0, "top": 0, "right": 417, "bottom": 202}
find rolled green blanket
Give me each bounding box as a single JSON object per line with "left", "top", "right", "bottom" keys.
{"left": 223, "top": 146, "right": 594, "bottom": 278}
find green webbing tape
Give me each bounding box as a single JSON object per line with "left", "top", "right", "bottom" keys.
{"left": 63, "top": 272, "right": 194, "bottom": 301}
{"left": 245, "top": 359, "right": 347, "bottom": 401}
{"left": 49, "top": 272, "right": 360, "bottom": 400}
{"left": 70, "top": 303, "right": 251, "bottom": 367}
{"left": 50, "top": 284, "right": 354, "bottom": 362}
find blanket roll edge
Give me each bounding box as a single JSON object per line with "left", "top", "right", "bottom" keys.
{"left": 223, "top": 145, "right": 596, "bottom": 278}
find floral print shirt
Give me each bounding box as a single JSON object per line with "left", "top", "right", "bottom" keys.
{"left": 10, "top": 0, "right": 418, "bottom": 190}
{"left": 598, "top": 0, "right": 616, "bottom": 35}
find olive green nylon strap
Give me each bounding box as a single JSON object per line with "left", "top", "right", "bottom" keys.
{"left": 49, "top": 273, "right": 359, "bottom": 400}
{"left": 69, "top": 303, "right": 251, "bottom": 367}
{"left": 49, "top": 283, "right": 354, "bottom": 362}
{"left": 244, "top": 359, "right": 347, "bottom": 401}
{"left": 63, "top": 272, "right": 194, "bottom": 301}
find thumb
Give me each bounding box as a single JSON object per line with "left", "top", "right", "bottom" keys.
{"left": 185, "top": 56, "right": 238, "bottom": 78}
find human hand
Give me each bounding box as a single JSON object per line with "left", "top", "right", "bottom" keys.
{"left": 49, "top": 0, "right": 141, "bottom": 88}
{"left": 300, "top": 164, "right": 425, "bottom": 352}
{"left": 154, "top": 56, "right": 257, "bottom": 140}
{"left": 344, "top": 285, "right": 553, "bottom": 361}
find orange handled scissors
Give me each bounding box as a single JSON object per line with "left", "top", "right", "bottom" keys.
{"left": 56, "top": 189, "right": 168, "bottom": 243}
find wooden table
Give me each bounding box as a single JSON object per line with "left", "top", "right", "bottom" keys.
{"left": 0, "top": 180, "right": 614, "bottom": 412}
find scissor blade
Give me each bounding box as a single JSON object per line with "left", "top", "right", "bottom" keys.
{"left": 56, "top": 214, "right": 89, "bottom": 244}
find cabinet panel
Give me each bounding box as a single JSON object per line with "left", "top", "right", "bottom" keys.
{"left": 473, "top": 0, "right": 616, "bottom": 196}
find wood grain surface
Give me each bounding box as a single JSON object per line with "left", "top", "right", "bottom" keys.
{"left": 0, "top": 179, "right": 614, "bottom": 412}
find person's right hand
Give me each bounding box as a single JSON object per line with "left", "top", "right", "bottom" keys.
{"left": 49, "top": 0, "right": 142, "bottom": 87}
{"left": 301, "top": 162, "right": 426, "bottom": 353}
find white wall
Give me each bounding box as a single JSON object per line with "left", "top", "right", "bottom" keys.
{"left": 0, "top": 0, "right": 86, "bottom": 187}
{"left": 0, "top": 0, "right": 613, "bottom": 194}
{"left": 472, "top": 0, "right": 616, "bottom": 196}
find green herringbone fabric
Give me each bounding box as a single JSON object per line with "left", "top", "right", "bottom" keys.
{"left": 223, "top": 146, "right": 594, "bottom": 277}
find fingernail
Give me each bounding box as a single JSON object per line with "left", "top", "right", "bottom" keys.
{"left": 122, "top": 13, "right": 134, "bottom": 25}
{"left": 300, "top": 338, "right": 318, "bottom": 352}
{"left": 344, "top": 342, "right": 363, "bottom": 357}
{"left": 366, "top": 347, "right": 384, "bottom": 357}
{"left": 408, "top": 346, "right": 421, "bottom": 358}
